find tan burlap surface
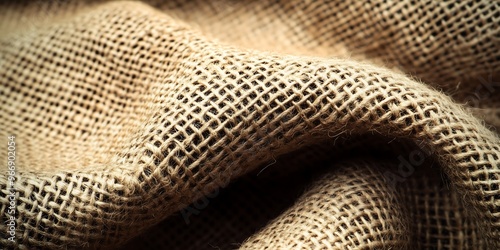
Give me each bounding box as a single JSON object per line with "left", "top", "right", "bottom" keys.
{"left": 0, "top": 0, "right": 499, "bottom": 249}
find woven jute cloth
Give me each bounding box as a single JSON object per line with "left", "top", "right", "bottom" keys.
{"left": 0, "top": 0, "right": 499, "bottom": 249}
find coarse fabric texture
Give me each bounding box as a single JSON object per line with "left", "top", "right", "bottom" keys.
{"left": 0, "top": 0, "right": 499, "bottom": 249}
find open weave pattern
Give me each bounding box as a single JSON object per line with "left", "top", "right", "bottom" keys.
{"left": 241, "top": 161, "right": 410, "bottom": 249}
{"left": 242, "top": 159, "right": 485, "bottom": 249}
{"left": 400, "top": 173, "right": 486, "bottom": 249}
{"left": 122, "top": 138, "right": 424, "bottom": 249}
{"left": 240, "top": 161, "right": 484, "bottom": 250}
{"left": 0, "top": 0, "right": 499, "bottom": 249}
{"left": 125, "top": 157, "right": 482, "bottom": 250}
{"left": 155, "top": 0, "right": 500, "bottom": 87}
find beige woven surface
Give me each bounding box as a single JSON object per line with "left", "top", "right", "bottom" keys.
{"left": 0, "top": 0, "right": 499, "bottom": 249}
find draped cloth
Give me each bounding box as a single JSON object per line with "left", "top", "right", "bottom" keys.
{"left": 0, "top": 1, "right": 499, "bottom": 249}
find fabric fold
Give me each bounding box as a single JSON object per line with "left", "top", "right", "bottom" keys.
{"left": 0, "top": 1, "right": 499, "bottom": 249}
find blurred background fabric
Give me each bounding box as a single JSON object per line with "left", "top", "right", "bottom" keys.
{"left": 0, "top": 1, "right": 499, "bottom": 249}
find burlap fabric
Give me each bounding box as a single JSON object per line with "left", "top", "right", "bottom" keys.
{"left": 0, "top": 0, "right": 499, "bottom": 249}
